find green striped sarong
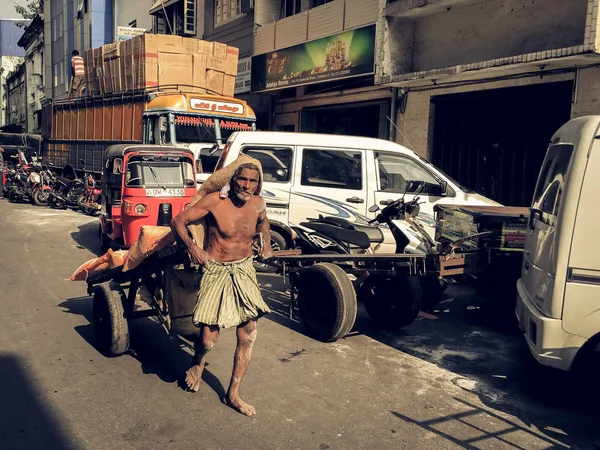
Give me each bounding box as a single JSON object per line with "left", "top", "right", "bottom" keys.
{"left": 193, "top": 256, "right": 271, "bottom": 329}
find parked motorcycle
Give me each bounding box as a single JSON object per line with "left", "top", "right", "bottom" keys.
{"left": 31, "top": 166, "right": 57, "bottom": 206}
{"left": 6, "top": 164, "right": 34, "bottom": 203}
{"left": 48, "top": 165, "right": 85, "bottom": 210}
{"left": 76, "top": 164, "right": 101, "bottom": 215}
{"left": 291, "top": 183, "right": 446, "bottom": 329}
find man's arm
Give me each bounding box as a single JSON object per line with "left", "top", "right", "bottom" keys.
{"left": 256, "top": 198, "right": 273, "bottom": 259}
{"left": 170, "top": 194, "right": 217, "bottom": 265}
{"left": 71, "top": 58, "right": 75, "bottom": 77}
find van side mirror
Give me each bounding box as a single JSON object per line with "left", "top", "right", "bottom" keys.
{"left": 529, "top": 208, "right": 541, "bottom": 230}
{"left": 440, "top": 180, "right": 448, "bottom": 195}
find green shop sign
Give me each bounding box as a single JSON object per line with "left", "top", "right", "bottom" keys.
{"left": 251, "top": 24, "right": 376, "bottom": 92}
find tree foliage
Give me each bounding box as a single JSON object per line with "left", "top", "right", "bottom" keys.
{"left": 15, "top": 0, "right": 43, "bottom": 26}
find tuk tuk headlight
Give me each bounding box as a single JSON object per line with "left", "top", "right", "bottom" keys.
{"left": 134, "top": 204, "right": 147, "bottom": 214}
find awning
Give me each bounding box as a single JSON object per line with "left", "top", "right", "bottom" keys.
{"left": 149, "top": 0, "right": 180, "bottom": 15}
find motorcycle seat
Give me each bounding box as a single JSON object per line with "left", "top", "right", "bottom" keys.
{"left": 310, "top": 216, "right": 384, "bottom": 244}
{"left": 300, "top": 221, "right": 371, "bottom": 249}
{"left": 57, "top": 176, "right": 78, "bottom": 187}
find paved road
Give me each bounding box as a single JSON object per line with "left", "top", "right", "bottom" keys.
{"left": 0, "top": 199, "right": 597, "bottom": 450}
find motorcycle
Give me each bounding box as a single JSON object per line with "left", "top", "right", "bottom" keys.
{"left": 6, "top": 165, "right": 33, "bottom": 203}
{"left": 48, "top": 165, "right": 85, "bottom": 210}
{"left": 292, "top": 183, "right": 446, "bottom": 321}
{"left": 76, "top": 166, "right": 102, "bottom": 216}
{"left": 31, "top": 166, "right": 57, "bottom": 206}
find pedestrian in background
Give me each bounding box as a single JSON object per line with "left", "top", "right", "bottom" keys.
{"left": 69, "top": 50, "right": 85, "bottom": 99}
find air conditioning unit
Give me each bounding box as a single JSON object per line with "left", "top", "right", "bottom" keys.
{"left": 240, "top": 0, "right": 254, "bottom": 13}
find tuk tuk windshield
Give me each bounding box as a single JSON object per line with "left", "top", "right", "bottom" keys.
{"left": 125, "top": 156, "right": 195, "bottom": 188}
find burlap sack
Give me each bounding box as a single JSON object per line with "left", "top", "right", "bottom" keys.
{"left": 122, "top": 226, "right": 175, "bottom": 272}
{"left": 70, "top": 251, "right": 113, "bottom": 281}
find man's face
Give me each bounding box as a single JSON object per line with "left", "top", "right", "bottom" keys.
{"left": 232, "top": 168, "right": 259, "bottom": 202}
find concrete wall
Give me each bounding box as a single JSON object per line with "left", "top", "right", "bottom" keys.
{"left": 571, "top": 66, "right": 600, "bottom": 118}
{"left": 385, "top": 0, "right": 588, "bottom": 76}
{"left": 115, "top": 0, "right": 154, "bottom": 31}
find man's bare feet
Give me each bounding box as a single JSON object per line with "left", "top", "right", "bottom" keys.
{"left": 184, "top": 365, "right": 203, "bottom": 392}
{"left": 223, "top": 394, "right": 256, "bottom": 416}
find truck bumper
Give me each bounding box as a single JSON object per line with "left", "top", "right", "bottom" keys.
{"left": 516, "top": 279, "right": 585, "bottom": 371}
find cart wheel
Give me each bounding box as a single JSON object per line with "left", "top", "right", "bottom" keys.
{"left": 297, "top": 263, "right": 357, "bottom": 342}
{"left": 93, "top": 282, "right": 130, "bottom": 357}
{"left": 359, "top": 275, "right": 421, "bottom": 331}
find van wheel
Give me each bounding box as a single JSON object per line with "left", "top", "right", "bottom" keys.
{"left": 359, "top": 275, "right": 421, "bottom": 331}
{"left": 253, "top": 231, "right": 286, "bottom": 273}
{"left": 419, "top": 277, "right": 447, "bottom": 311}
{"left": 297, "top": 263, "right": 357, "bottom": 342}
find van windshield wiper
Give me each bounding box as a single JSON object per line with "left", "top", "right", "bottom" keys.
{"left": 146, "top": 163, "right": 167, "bottom": 190}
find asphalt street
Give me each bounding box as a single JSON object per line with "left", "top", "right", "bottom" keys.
{"left": 0, "top": 199, "right": 598, "bottom": 450}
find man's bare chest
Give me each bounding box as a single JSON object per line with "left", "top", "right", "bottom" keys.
{"left": 210, "top": 203, "right": 259, "bottom": 239}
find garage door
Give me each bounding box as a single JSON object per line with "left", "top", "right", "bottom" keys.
{"left": 431, "top": 81, "right": 573, "bottom": 206}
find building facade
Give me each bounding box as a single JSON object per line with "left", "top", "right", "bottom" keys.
{"left": 380, "top": 0, "right": 600, "bottom": 206}
{"left": 0, "top": 19, "right": 26, "bottom": 127}
{"left": 5, "top": 63, "right": 26, "bottom": 129}
{"left": 43, "top": 0, "right": 113, "bottom": 99}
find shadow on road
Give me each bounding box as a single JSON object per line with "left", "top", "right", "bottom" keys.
{"left": 257, "top": 275, "right": 599, "bottom": 448}
{"left": 0, "top": 354, "right": 77, "bottom": 449}
{"left": 70, "top": 220, "right": 103, "bottom": 256}
{"left": 58, "top": 295, "right": 226, "bottom": 400}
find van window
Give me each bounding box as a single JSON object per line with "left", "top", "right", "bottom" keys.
{"left": 532, "top": 144, "right": 573, "bottom": 218}
{"left": 241, "top": 147, "right": 293, "bottom": 183}
{"left": 301, "top": 149, "right": 362, "bottom": 190}
{"left": 377, "top": 153, "right": 442, "bottom": 194}
{"left": 199, "top": 147, "right": 222, "bottom": 174}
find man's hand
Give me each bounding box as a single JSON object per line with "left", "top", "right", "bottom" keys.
{"left": 188, "top": 242, "right": 211, "bottom": 265}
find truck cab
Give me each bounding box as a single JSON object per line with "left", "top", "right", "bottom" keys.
{"left": 516, "top": 116, "right": 600, "bottom": 372}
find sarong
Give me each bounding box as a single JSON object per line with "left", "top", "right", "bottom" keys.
{"left": 193, "top": 256, "right": 271, "bottom": 328}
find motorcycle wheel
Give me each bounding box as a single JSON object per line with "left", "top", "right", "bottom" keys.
{"left": 8, "top": 190, "right": 17, "bottom": 203}
{"left": 359, "top": 275, "right": 421, "bottom": 331}
{"left": 33, "top": 188, "right": 50, "bottom": 207}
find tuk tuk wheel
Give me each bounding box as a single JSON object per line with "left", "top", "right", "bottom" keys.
{"left": 93, "top": 282, "right": 130, "bottom": 357}
{"left": 358, "top": 275, "right": 421, "bottom": 331}
{"left": 297, "top": 263, "right": 357, "bottom": 342}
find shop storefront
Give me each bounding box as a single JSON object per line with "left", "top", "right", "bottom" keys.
{"left": 250, "top": 24, "right": 391, "bottom": 139}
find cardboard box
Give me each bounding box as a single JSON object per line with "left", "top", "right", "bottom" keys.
{"left": 206, "top": 69, "right": 224, "bottom": 95}
{"left": 198, "top": 40, "right": 212, "bottom": 55}
{"left": 110, "top": 59, "right": 122, "bottom": 92}
{"left": 132, "top": 34, "right": 158, "bottom": 58}
{"left": 223, "top": 75, "right": 236, "bottom": 97}
{"left": 102, "top": 60, "right": 113, "bottom": 93}
{"left": 120, "top": 54, "right": 133, "bottom": 91}
{"left": 207, "top": 55, "right": 226, "bottom": 73}
{"left": 134, "top": 62, "right": 158, "bottom": 90}
{"left": 183, "top": 37, "right": 198, "bottom": 55}
{"left": 157, "top": 34, "right": 183, "bottom": 54}
{"left": 103, "top": 42, "right": 120, "bottom": 60}
{"left": 225, "top": 46, "right": 239, "bottom": 76}
{"left": 210, "top": 42, "right": 227, "bottom": 59}
{"left": 192, "top": 54, "right": 207, "bottom": 93}
{"left": 158, "top": 53, "right": 193, "bottom": 87}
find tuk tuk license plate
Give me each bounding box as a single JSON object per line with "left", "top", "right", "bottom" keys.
{"left": 145, "top": 188, "right": 185, "bottom": 197}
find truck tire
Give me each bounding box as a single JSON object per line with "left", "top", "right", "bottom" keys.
{"left": 254, "top": 230, "right": 287, "bottom": 273}
{"left": 297, "top": 263, "right": 357, "bottom": 342}
{"left": 93, "top": 282, "right": 130, "bottom": 357}
{"left": 359, "top": 275, "right": 421, "bottom": 331}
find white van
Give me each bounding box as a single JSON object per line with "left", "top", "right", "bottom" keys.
{"left": 198, "top": 131, "right": 498, "bottom": 252}
{"left": 516, "top": 116, "right": 600, "bottom": 372}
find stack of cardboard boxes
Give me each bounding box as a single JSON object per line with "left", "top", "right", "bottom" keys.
{"left": 83, "top": 34, "right": 239, "bottom": 97}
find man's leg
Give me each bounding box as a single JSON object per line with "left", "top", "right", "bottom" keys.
{"left": 223, "top": 319, "right": 257, "bottom": 416}
{"left": 185, "top": 324, "right": 219, "bottom": 392}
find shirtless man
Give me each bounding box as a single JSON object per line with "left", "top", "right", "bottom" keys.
{"left": 170, "top": 163, "right": 272, "bottom": 416}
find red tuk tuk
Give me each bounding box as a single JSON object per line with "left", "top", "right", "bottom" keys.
{"left": 99, "top": 144, "right": 197, "bottom": 251}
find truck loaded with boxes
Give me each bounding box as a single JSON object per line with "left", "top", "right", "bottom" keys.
{"left": 40, "top": 33, "right": 255, "bottom": 174}
{"left": 83, "top": 34, "right": 239, "bottom": 97}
